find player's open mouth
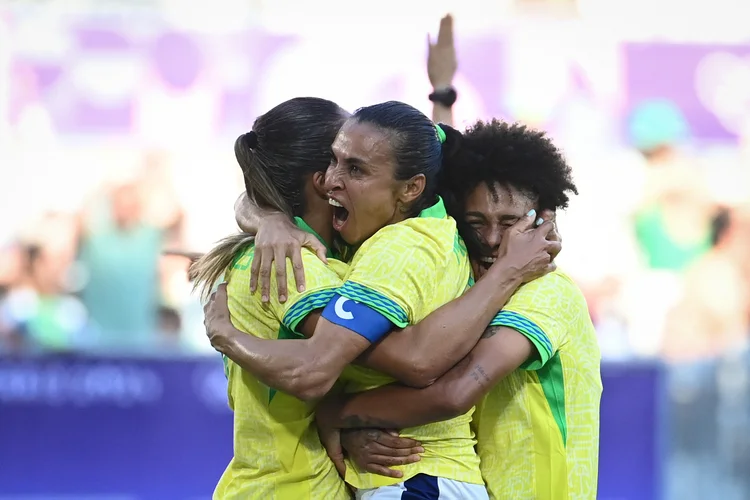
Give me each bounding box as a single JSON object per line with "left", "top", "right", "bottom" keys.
{"left": 329, "top": 198, "right": 349, "bottom": 231}
{"left": 479, "top": 256, "right": 496, "bottom": 271}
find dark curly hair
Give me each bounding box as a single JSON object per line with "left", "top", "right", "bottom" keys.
{"left": 439, "top": 119, "right": 578, "bottom": 256}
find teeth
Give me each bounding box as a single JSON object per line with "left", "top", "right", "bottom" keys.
{"left": 328, "top": 199, "right": 343, "bottom": 207}
{"left": 480, "top": 257, "right": 496, "bottom": 264}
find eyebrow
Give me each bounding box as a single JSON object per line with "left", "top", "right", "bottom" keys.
{"left": 331, "top": 148, "right": 365, "bottom": 167}
{"left": 464, "top": 211, "right": 487, "bottom": 220}
{"left": 464, "top": 211, "right": 519, "bottom": 222}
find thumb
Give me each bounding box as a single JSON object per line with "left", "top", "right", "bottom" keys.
{"left": 513, "top": 209, "right": 538, "bottom": 233}
{"left": 427, "top": 33, "right": 433, "bottom": 49}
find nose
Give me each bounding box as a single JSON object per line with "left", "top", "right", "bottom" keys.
{"left": 483, "top": 226, "right": 503, "bottom": 253}
{"left": 324, "top": 165, "right": 343, "bottom": 192}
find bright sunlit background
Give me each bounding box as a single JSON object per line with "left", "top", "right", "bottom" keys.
{"left": 1, "top": 0, "right": 749, "bottom": 499}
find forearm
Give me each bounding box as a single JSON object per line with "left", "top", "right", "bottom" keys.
{"left": 320, "top": 384, "right": 456, "bottom": 431}
{"left": 234, "top": 192, "right": 287, "bottom": 234}
{"left": 432, "top": 103, "right": 453, "bottom": 127}
{"left": 214, "top": 323, "right": 328, "bottom": 400}
{"left": 323, "top": 327, "right": 531, "bottom": 431}
{"left": 357, "top": 266, "right": 522, "bottom": 386}
{"left": 320, "top": 356, "right": 478, "bottom": 430}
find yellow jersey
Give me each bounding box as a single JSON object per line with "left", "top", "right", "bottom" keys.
{"left": 214, "top": 218, "right": 351, "bottom": 500}
{"left": 473, "top": 270, "right": 602, "bottom": 500}
{"left": 338, "top": 198, "right": 482, "bottom": 489}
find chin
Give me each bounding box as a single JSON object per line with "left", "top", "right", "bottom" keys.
{"left": 339, "top": 228, "right": 361, "bottom": 246}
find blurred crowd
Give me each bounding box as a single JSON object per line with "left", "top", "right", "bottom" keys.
{"left": 0, "top": 17, "right": 748, "bottom": 366}
{"left": 562, "top": 102, "right": 750, "bottom": 364}
{"left": 0, "top": 152, "right": 218, "bottom": 354}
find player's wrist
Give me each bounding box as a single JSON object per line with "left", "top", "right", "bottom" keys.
{"left": 315, "top": 394, "right": 347, "bottom": 429}
{"left": 486, "top": 263, "right": 524, "bottom": 301}
{"left": 209, "top": 321, "right": 243, "bottom": 355}
{"left": 429, "top": 86, "right": 457, "bottom": 108}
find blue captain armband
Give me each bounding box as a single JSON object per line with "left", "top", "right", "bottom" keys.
{"left": 321, "top": 293, "right": 394, "bottom": 343}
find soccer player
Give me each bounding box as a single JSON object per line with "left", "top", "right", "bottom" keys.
{"left": 198, "top": 101, "right": 560, "bottom": 499}
{"left": 190, "top": 97, "right": 352, "bottom": 499}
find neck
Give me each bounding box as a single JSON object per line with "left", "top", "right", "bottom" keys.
{"left": 300, "top": 204, "right": 334, "bottom": 249}
{"left": 390, "top": 201, "right": 417, "bottom": 226}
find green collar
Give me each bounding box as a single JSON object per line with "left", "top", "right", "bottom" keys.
{"left": 418, "top": 196, "right": 448, "bottom": 219}
{"left": 294, "top": 217, "right": 334, "bottom": 259}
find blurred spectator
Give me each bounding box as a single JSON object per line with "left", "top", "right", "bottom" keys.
{"left": 629, "top": 100, "right": 714, "bottom": 272}
{"left": 76, "top": 180, "right": 165, "bottom": 349}
{"left": 662, "top": 206, "right": 750, "bottom": 362}
{"left": 0, "top": 239, "right": 87, "bottom": 353}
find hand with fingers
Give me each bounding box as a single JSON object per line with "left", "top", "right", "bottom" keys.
{"left": 250, "top": 215, "right": 328, "bottom": 303}
{"left": 203, "top": 284, "right": 235, "bottom": 353}
{"left": 318, "top": 424, "right": 347, "bottom": 478}
{"left": 481, "top": 209, "right": 563, "bottom": 284}
{"left": 427, "top": 14, "right": 457, "bottom": 89}
{"left": 340, "top": 429, "right": 424, "bottom": 479}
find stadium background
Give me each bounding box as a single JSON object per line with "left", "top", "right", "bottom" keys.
{"left": 0, "top": 1, "right": 748, "bottom": 498}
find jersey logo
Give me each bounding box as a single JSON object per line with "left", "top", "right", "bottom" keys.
{"left": 334, "top": 296, "right": 354, "bottom": 320}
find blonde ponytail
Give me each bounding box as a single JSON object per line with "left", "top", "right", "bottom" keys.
{"left": 189, "top": 233, "right": 256, "bottom": 300}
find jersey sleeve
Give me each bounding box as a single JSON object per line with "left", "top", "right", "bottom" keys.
{"left": 230, "top": 248, "right": 344, "bottom": 333}
{"left": 337, "top": 224, "right": 447, "bottom": 328}
{"left": 489, "top": 271, "right": 583, "bottom": 370}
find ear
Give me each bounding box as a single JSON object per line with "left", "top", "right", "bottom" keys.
{"left": 398, "top": 173, "right": 426, "bottom": 207}
{"left": 312, "top": 171, "right": 327, "bottom": 198}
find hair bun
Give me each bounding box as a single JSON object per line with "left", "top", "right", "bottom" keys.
{"left": 245, "top": 130, "right": 258, "bottom": 149}
{"left": 438, "top": 123, "right": 462, "bottom": 159}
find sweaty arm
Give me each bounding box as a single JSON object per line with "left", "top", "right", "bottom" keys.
{"left": 234, "top": 192, "right": 261, "bottom": 233}
{"left": 234, "top": 192, "right": 290, "bottom": 234}
{"left": 220, "top": 312, "right": 373, "bottom": 402}
{"left": 212, "top": 247, "right": 375, "bottom": 402}
{"left": 317, "top": 326, "right": 534, "bottom": 430}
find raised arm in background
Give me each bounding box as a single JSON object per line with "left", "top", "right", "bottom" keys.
{"left": 427, "top": 15, "right": 457, "bottom": 127}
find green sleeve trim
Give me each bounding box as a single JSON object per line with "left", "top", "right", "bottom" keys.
{"left": 490, "top": 310, "right": 553, "bottom": 370}
{"left": 338, "top": 281, "right": 408, "bottom": 328}
{"left": 537, "top": 352, "right": 568, "bottom": 447}
{"left": 281, "top": 289, "right": 338, "bottom": 331}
